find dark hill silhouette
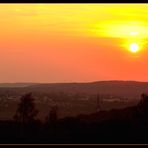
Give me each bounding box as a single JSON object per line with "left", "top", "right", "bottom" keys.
{"left": 55, "top": 93, "right": 148, "bottom": 144}
{"left": 0, "top": 93, "right": 146, "bottom": 144}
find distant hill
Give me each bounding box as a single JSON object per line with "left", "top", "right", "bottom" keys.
{"left": 1, "top": 81, "right": 148, "bottom": 98}
{"left": 27, "top": 80, "right": 148, "bottom": 98}
{"left": 0, "top": 83, "right": 38, "bottom": 87}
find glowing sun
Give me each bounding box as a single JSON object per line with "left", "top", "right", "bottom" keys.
{"left": 129, "top": 43, "right": 140, "bottom": 53}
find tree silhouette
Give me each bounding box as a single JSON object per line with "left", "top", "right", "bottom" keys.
{"left": 45, "top": 105, "right": 58, "bottom": 126}
{"left": 13, "top": 92, "right": 38, "bottom": 124}
{"left": 138, "top": 93, "right": 148, "bottom": 117}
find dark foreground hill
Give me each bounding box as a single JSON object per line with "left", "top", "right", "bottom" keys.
{"left": 0, "top": 93, "right": 148, "bottom": 144}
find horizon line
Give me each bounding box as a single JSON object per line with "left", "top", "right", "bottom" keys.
{"left": 0, "top": 80, "right": 148, "bottom": 84}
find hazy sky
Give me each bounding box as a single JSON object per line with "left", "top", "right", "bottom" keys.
{"left": 1, "top": 4, "right": 148, "bottom": 83}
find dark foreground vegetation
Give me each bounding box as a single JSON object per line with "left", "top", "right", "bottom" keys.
{"left": 0, "top": 92, "right": 148, "bottom": 144}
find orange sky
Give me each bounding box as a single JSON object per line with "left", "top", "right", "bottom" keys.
{"left": 0, "top": 4, "right": 148, "bottom": 83}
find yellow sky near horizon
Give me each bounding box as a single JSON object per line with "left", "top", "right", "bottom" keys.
{"left": 1, "top": 4, "right": 148, "bottom": 35}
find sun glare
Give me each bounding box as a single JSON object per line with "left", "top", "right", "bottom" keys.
{"left": 130, "top": 32, "right": 139, "bottom": 36}
{"left": 129, "top": 43, "right": 140, "bottom": 53}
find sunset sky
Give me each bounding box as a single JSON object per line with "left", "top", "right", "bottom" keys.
{"left": 1, "top": 4, "right": 148, "bottom": 83}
